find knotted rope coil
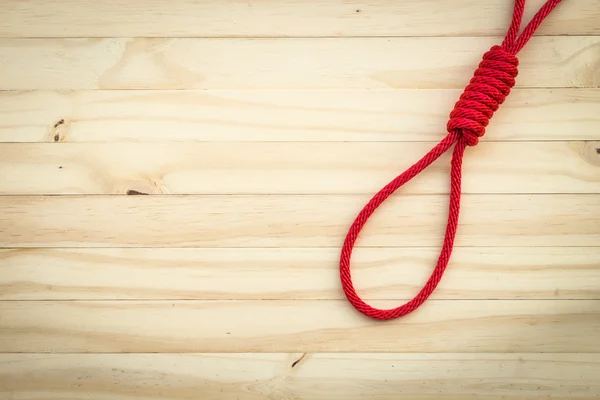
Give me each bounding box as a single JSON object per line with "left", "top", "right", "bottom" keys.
{"left": 447, "top": 46, "right": 519, "bottom": 146}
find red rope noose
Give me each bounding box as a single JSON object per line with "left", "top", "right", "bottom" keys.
{"left": 339, "top": 0, "right": 564, "bottom": 320}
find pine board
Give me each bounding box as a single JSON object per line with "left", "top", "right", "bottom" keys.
{"left": 1, "top": 194, "right": 599, "bottom": 248}
{"left": 1, "top": 353, "right": 599, "bottom": 400}
{"left": 2, "top": 247, "right": 599, "bottom": 301}
{"left": 1, "top": 37, "right": 598, "bottom": 90}
{"left": 1, "top": 141, "right": 599, "bottom": 195}
{"left": 1, "top": 0, "right": 598, "bottom": 37}
{"left": 3, "top": 300, "right": 600, "bottom": 353}
{"left": 1, "top": 89, "right": 599, "bottom": 143}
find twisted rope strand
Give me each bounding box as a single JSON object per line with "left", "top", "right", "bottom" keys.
{"left": 339, "top": 0, "right": 565, "bottom": 320}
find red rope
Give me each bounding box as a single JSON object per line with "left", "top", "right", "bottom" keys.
{"left": 339, "top": 0, "right": 564, "bottom": 321}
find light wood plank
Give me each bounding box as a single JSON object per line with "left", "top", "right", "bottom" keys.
{"left": 2, "top": 89, "right": 599, "bottom": 143}
{"left": 2, "top": 300, "right": 600, "bottom": 352}
{"left": 2, "top": 353, "right": 599, "bottom": 400}
{"left": 1, "top": 0, "right": 597, "bottom": 38}
{"left": 2, "top": 141, "right": 599, "bottom": 195}
{"left": 0, "top": 195, "right": 598, "bottom": 248}
{"left": 2, "top": 247, "right": 599, "bottom": 301}
{"left": 0, "top": 37, "right": 598, "bottom": 90}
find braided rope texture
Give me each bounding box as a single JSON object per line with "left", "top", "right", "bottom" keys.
{"left": 339, "top": 0, "right": 564, "bottom": 321}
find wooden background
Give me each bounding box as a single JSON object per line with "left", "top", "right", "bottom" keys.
{"left": 1, "top": 0, "right": 600, "bottom": 398}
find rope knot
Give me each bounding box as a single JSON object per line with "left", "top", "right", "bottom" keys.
{"left": 447, "top": 45, "right": 519, "bottom": 146}
{"left": 339, "top": 0, "right": 564, "bottom": 321}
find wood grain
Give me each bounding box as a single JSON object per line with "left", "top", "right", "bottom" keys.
{"left": 1, "top": 37, "right": 598, "bottom": 90}
{"left": 2, "top": 141, "right": 599, "bottom": 195}
{"left": 1, "top": 195, "right": 599, "bottom": 248}
{"left": 2, "top": 353, "right": 599, "bottom": 400}
{"left": 0, "top": 0, "right": 599, "bottom": 398}
{"left": 2, "top": 89, "right": 599, "bottom": 143}
{"left": 1, "top": 0, "right": 598, "bottom": 38}
{"left": 2, "top": 300, "right": 600, "bottom": 353}
{"left": 2, "top": 247, "right": 599, "bottom": 301}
